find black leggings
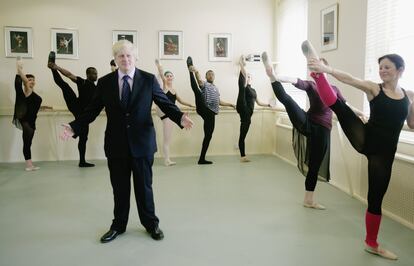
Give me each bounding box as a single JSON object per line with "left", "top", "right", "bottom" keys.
{"left": 52, "top": 69, "right": 89, "bottom": 163}
{"left": 51, "top": 69, "right": 81, "bottom": 116}
{"left": 331, "top": 99, "right": 395, "bottom": 215}
{"left": 271, "top": 81, "right": 329, "bottom": 191}
{"left": 78, "top": 126, "right": 89, "bottom": 163}
{"left": 237, "top": 72, "right": 253, "bottom": 157}
{"left": 189, "top": 72, "right": 216, "bottom": 161}
{"left": 21, "top": 121, "right": 35, "bottom": 160}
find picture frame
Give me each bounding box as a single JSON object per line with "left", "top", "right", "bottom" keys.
{"left": 208, "top": 33, "right": 232, "bottom": 62}
{"left": 51, "top": 28, "right": 79, "bottom": 59}
{"left": 321, "top": 4, "right": 338, "bottom": 51}
{"left": 158, "top": 31, "right": 183, "bottom": 60}
{"left": 112, "top": 30, "right": 138, "bottom": 58}
{"left": 4, "top": 26, "right": 33, "bottom": 58}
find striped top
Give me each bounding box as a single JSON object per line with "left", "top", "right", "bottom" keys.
{"left": 202, "top": 81, "right": 220, "bottom": 114}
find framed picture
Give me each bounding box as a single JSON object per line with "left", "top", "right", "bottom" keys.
{"left": 321, "top": 4, "right": 338, "bottom": 51}
{"left": 209, "top": 33, "right": 232, "bottom": 61}
{"left": 51, "top": 28, "right": 78, "bottom": 59}
{"left": 4, "top": 26, "right": 33, "bottom": 58}
{"left": 112, "top": 30, "right": 137, "bottom": 44}
{"left": 159, "top": 31, "right": 183, "bottom": 60}
{"left": 112, "top": 30, "right": 138, "bottom": 57}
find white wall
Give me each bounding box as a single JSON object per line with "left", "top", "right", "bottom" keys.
{"left": 0, "top": 0, "right": 276, "bottom": 162}
{"left": 0, "top": 0, "right": 275, "bottom": 111}
{"left": 307, "top": 0, "right": 368, "bottom": 108}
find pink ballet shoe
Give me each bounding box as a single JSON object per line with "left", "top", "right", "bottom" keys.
{"left": 301, "top": 40, "right": 319, "bottom": 62}
{"left": 303, "top": 202, "right": 326, "bottom": 210}
{"left": 240, "top": 156, "right": 251, "bottom": 163}
{"left": 25, "top": 166, "right": 40, "bottom": 171}
{"left": 364, "top": 245, "right": 398, "bottom": 260}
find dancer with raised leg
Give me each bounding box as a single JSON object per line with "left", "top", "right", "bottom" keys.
{"left": 186, "top": 56, "right": 235, "bottom": 164}
{"left": 305, "top": 40, "right": 414, "bottom": 260}
{"left": 13, "top": 57, "right": 42, "bottom": 171}
{"left": 48, "top": 52, "right": 97, "bottom": 167}
{"left": 237, "top": 55, "right": 270, "bottom": 162}
{"left": 155, "top": 59, "right": 194, "bottom": 166}
{"left": 261, "top": 52, "right": 355, "bottom": 210}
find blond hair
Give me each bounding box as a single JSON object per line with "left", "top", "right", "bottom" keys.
{"left": 112, "top": 40, "right": 137, "bottom": 58}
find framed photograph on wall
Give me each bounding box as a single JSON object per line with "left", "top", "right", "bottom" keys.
{"left": 112, "top": 30, "right": 137, "bottom": 44}
{"left": 209, "top": 33, "right": 232, "bottom": 61}
{"left": 159, "top": 31, "right": 183, "bottom": 60}
{"left": 112, "top": 30, "right": 138, "bottom": 57}
{"left": 51, "top": 28, "right": 79, "bottom": 59}
{"left": 321, "top": 4, "right": 338, "bottom": 51}
{"left": 4, "top": 26, "right": 33, "bottom": 58}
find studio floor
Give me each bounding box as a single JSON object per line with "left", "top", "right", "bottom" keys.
{"left": 0, "top": 155, "right": 413, "bottom": 266}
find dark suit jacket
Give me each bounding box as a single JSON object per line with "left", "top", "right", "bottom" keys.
{"left": 70, "top": 68, "right": 183, "bottom": 158}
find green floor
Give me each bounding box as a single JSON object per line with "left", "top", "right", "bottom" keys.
{"left": 0, "top": 155, "right": 413, "bottom": 266}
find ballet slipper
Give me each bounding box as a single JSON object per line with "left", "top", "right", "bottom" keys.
{"left": 303, "top": 202, "right": 326, "bottom": 210}
{"left": 25, "top": 166, "right": 40, "bottom": 171}
{"left": 239, "top": 55, "right": 246, "bottom": 67}
{"left": 164, "top": 160, "right": 176, "bottom": 166}
{"left": 186, "top": 56, "right": 193, "bottom": 68}
{"left": 261, "top": 52, "right": 277, "bottom": 82}
{"left": 301, "top": 40, "right": 319, "bottom": 62}
{"left": 364, "top": 245, "right": 398, "bottom": 260}
{"left": 240, "top": 156, "right": 251, "bottom": 163}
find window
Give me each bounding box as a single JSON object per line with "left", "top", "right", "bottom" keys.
{"left": 365, "top": 0, "right": 414, "bottom": 143}
{"left": 275, "top": 0, "right": 308, "bottom": 108}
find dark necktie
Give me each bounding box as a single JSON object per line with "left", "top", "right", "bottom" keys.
{"left": 121, "top": 75, "right": 131, "bottom": 109}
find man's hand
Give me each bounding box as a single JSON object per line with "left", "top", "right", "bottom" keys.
{"left": 60, "top": 123, "right": 74, "bottom": 140}
{"left": 180, "top": 113, "right": 193, "bottom": 129}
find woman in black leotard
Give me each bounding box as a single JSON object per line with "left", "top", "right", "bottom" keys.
{"left": 155, "top": 59, "right": 194, "bottom": 166}
{"left": 306, "top": 41, "right": 414, "bottom": 260}
{"left": 238, "top": 55, "right": 270, "bottom": 162}
{"left": 13, "top": 58, "right": 42, "bottom": 171}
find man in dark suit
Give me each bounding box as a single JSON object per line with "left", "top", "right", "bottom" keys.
{"left": 61, "top": 40, "right": 193, "bottom": 243}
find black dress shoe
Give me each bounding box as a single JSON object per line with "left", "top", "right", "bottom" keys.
{"left": 100, "top": 229, "right": 122, "bottom": 243}
{"left": 48, "top": 51, "right": 56, "bottom": 64}
{"left": 146, "top": 226, "right": 164, "bottom": 240}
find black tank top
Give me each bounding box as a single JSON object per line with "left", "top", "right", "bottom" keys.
{"left": 366, "top": 84, "right": 409, "bottom": 152}
{"left": 165, "top": 90, "right": 177, "bottom": 104}
{"left": 245, "top": 85, "right": 257, "bottom": 113}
